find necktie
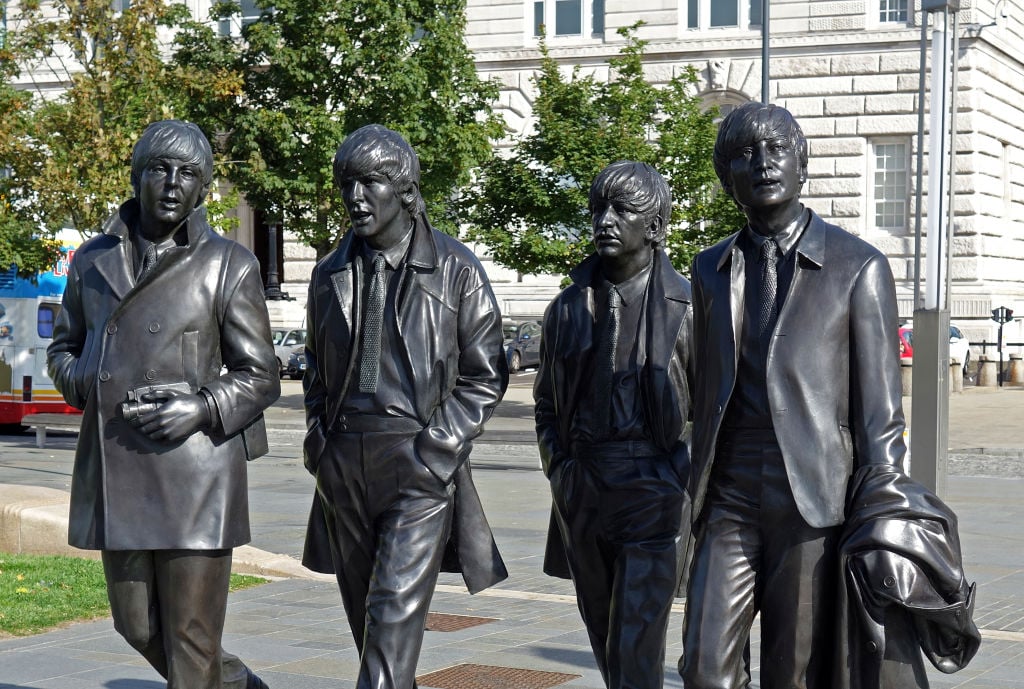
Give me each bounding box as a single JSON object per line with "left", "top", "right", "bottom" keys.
{"left": 359, "top": 252, "right": 386, "bottom": 393}
{"left": 758, "top": 238, "right": 778, "bottom": 336}
{"left": 596, "top": 286, "right": 621, "bottom": 427}
{"left": 139, "top": 243, "right": 157, "bottom": 281}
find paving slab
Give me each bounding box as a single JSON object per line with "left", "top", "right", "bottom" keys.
{"left": 2, "top": 377, "right": 1024, "bottom": 687}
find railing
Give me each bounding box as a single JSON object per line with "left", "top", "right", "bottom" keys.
{"left": 969, "top": 341, "right": 1024, "bottom": 387}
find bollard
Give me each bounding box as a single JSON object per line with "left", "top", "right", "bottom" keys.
{"left": 1010, "top": 354, "right": 1024, "bottom": 386}
{"left": 977, "top": 354, "right": 998, "bottom": 387}
{"left": 901, "top": 358, "right": 913, "bottom": 396}
{"left": 950, "top": 359, "right": 963, "bottom": 393}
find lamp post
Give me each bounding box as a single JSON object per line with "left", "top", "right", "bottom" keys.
{"left": 263, "top": 219, "right": 290, "bottom": 301}
{"left": 910, "top": 0, "right": 960, "bottom": 497}
{"left": 761, "top": 0, "right": 770, "bottom": 104}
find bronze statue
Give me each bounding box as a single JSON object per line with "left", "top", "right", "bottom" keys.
{"left": 300, "top": 124, "right": 509, "bottom": 689}
{"left": 47, "top": 119, "right": 280, "bottom": 689}
{"left": 535, "top": 161, "right": 694, "bottom": 689}
{"left": 680, "top": 102, "right": 978, "bottom": 688}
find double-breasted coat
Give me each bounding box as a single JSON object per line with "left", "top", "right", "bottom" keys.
{"left": 47, "top": 200, "right": 280, "bottom": 551}
{"left": 689, "top": 209, "right": 907, "bottom": 528}
{"left": 534, "top": 249, "right": 695, "bottom": 582}
{"left": 300, "top": 215, "right": 509, "bottom": 594}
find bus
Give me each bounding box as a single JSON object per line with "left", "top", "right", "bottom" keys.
{"left": 0, "top": 236, "right": 80, "bottom": 426}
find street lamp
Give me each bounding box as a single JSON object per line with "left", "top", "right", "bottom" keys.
{"left": 263, "top": 219, "right": 291, "bottom": 301}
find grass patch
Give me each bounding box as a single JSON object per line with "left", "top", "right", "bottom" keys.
{"left": 0, "top": 553, "right": 267, "bottom": 637}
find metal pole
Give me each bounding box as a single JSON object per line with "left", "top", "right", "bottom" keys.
{"left": 264, "top": 221, "right": 289, "bottom": 301}
{"left": 944, "top": 10, "right": 959, "bottom": 312}
{"left": 761, "top": 0, "right": 770, "bottom": 103}
{"left": 913, "top": 13, "right": 929, "bottom": 308}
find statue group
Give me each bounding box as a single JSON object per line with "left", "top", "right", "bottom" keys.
{"left": 49, "top": 105, "right": 979, "bottom": 689}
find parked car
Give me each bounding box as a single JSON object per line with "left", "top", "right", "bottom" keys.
{"left": 504, "top": 320, "right": 543, "bottom": 373}
{"left": 899, "top": 323, "right": 971, "bottom": 372}
{"left": 272, "top": 327, "right": 306, "bottom": 376}
{"left": 284, "top": 346, "right": 307, "bottom": 380}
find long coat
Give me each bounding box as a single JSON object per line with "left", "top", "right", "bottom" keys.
{"left": 47, "top": 200, "right": 280, "bottom": 551}
{"left": 689, "top": 209, "right": 907, "bottom": 529}
{"left": 300, "top": 214, "right": 509, "bottom": 595}
{"left": 534, "top": 250, "right": 695, "bottom": 583}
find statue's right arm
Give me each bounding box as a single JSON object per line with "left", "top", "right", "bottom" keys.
{"left": 534, "top": 300, "right": 565, "bottom": 478}
{"left": 301, "top": 267, "right": 329, "bottom": 474}
{"left": 47, "top": 261, "right": 90, "bottom": 410}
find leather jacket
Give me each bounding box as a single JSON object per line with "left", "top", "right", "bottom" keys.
{"left": 300, "top": 214, "right": 509, "bottom": 594}
{"left": 689, "top": 210, "right": 907, "bottom": 528}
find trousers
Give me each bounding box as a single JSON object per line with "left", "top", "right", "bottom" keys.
{"left": 679, "top": 430, "right": 839, "bottom": 689}
{"left": 551, "top": 450, "right": 686, "bottom": 689}
{"left": 315, "top": 429, "right": 455, "bottom": 689}
{"left": 102, "top": 549, "right": 253, "bottom": 689}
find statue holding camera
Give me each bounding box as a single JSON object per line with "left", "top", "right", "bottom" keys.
{"left": 47, "top": 119, "right": 280, "bottom": 689}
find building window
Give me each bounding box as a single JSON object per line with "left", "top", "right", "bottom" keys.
{"left": 686, "top": 0, "right": 762, "bottom": 30}
{"left": 871, "top": 141, "right": 909, "bottom": 231}
{"left": 219, "top": 1, "right": 268, "bottom": 37}
{"left": 532, "top": 0, "right": 604, "bottom": 37}
{"left": 879, "top": 0, "right": 908, "bottom": 23}
{"left": 111, "top": 0, "right": 131, "bottom": 12}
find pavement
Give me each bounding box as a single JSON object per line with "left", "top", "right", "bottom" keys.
{"left": 1, "top": 374, "right": 1023, "bottom": 688}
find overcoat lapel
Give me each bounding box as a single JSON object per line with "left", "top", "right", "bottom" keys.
{"left": 714, "top": 233, "right": 745, "bottom": 371}
{"left": 646, "top": 251, "right": 687, "bottom": 372}
{"left": 93, "top": 243, "right": 135, "bottom": 302}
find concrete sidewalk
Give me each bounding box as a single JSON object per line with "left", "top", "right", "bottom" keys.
{"left": 1, "top": 376, "right": 1023, "bottom": 687}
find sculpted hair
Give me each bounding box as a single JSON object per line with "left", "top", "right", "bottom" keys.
{"left": 713, "top": 102, "right": 808, "bottom": 197}
{"left": 130, "top": 120, "right": 214, "bottom": 193}
{"left": 333, "top": 124, "right": 426, "bottom": 216}
{"left": 589, "top": 160, "right": 672, "bottom": 246}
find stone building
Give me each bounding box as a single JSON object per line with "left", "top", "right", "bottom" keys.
{"left": 467, "top": 0, "right": 1024, "bottom": 349}
{"left": 9, "top": 1, "right": 1024, "bottom": 350}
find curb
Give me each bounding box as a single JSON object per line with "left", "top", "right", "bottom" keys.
{"left": 0, "top": 483, "right": 330, "bottom": 581}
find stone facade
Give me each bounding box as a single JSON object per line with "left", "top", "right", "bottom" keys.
{"left": 468, "top": 0, "right": 1024, "bottom": 345}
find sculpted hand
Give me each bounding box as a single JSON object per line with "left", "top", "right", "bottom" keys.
{"left": 135, "top": 389, "right": 210, "bottom": 443}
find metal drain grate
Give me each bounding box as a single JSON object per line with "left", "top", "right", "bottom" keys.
{"left": 424, "top": 612, "right": 498, "bottom": 632}
{"left": 416, "top": 663, "right": 581, "bottom": 689}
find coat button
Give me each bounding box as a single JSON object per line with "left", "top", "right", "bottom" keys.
{"left": 715, "top": 404, "right": 723, "bottom": 414}
{"left": 867, "top": 641, "right": 878, "bottom": 653}
{"left": 98, "top": 371, "right": 110, "bottom": 382}
{"left": 145, "top": 369, "right": 157, "bottom": 381}
{"left": 106, "top": 323, "right": 117, "bottom": 335}
{"left": 883, "top": 575, "right": 896, "bottom": 588}
{"left": 148, "top": 321, "right": 161, "bottom": 333}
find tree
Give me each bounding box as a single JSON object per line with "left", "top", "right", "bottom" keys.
{"left": 467, "top": 24, "right": 745, "bottom": 277}
{"left": 0, "top": 0, "right": 240, "bottom": 276}
{"left": 173, "top": 0, "right": 504, "bottom": 259}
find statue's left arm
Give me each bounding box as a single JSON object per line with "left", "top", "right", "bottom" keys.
{"left": 849, "top": 253, "right": 906, "bottom": 468}
{"left": 202, "top": 249, "right": 282, "bottom": 436}
{"left": 415, "top": 264, "right": 509, "bottom": 484}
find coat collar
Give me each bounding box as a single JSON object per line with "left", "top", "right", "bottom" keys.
{"left": 715, "top": 208, "right": 827, "bottom": 272}
{"left": 95, "top": 199, "right": 208, "bottom": 301}
{"left": 101, "top": 197, "right": 209, "bottom": 248}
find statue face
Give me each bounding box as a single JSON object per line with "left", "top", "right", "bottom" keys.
{"left": 137, "top": 155, "right": 206, "bottom": 231}
{"left": 726, "top": 133, "right": 805, "bottom": 215}
{"left": 591, "top": 198, "right": 655, "bottom": 268}
{"left": 339, "top": 173, "right": 408, "bottom": 249}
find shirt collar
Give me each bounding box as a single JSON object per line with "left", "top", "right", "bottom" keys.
{"left": 360, "top": 225, "right": 413, "bottom": 270}
{"left": 743, "top": 206, "right": 810, "bottom": 258}
{"left": 604, "top": 258, "right": 652, "bottom": 307}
